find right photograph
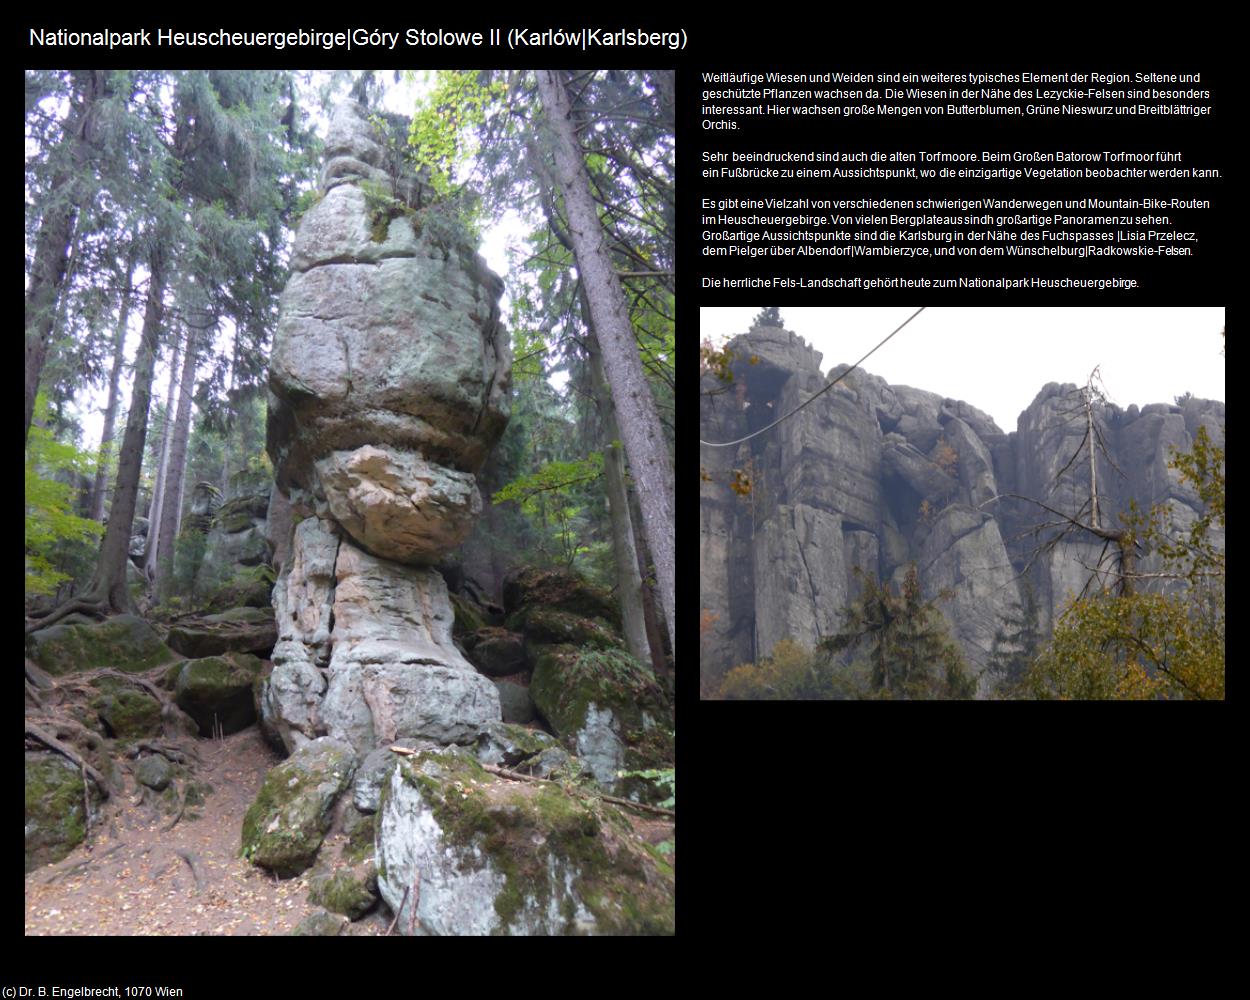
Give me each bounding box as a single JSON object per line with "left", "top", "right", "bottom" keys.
{"left": 699, "top": 307, "right": 1225, "bottom": 700}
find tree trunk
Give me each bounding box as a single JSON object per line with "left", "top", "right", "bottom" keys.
{"left": 144, "top": 328, "right": 183, "bottom": 581}
{"left": 628, "top": 484, "right": 670, "bottom": 678}
{"left": 81, "top": 244, "right": 168, "bottom": 616}
{"left": 24, "top": 70, "right": 106, "bottom": 442}
{"left": 535, "top": 69, "right": 676, "bottom": 654}
{"left": 89, "top": 252, "right": 137, "bottom": 523}
{"left": 586, "top": 333, "right": 652, "bottom": 666}
{"left": 151, "top": 326, "right": 201, "bottom": 598}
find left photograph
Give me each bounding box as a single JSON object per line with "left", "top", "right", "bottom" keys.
{"left": 26, "top": 69, "right": 674, "bottom": 935}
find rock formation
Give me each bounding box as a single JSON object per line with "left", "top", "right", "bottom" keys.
{"left": 700, "top": 323, "right": 1225, "bottom": 697}
{"left": 262, "top": 100, "right": 512, "bottom": 755}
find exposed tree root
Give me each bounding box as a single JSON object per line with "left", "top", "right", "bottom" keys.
{"left": 174, "top": 849, "right": 203, "bottom": 894}
{"left": 25, "top": 596, "right": 109, "bottom": 635}
{"left": 24, "top": 721, "right": 112, "bottom": 798}
{"left": 162, "top": 787, "right": 187, "bottom": 832}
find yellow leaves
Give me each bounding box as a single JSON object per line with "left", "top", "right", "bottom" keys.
{"left": 729, "top": 469, "right": 752, "bottom": 497}
{"left": 932, "top": 436, "right": 959, "bottom": 476}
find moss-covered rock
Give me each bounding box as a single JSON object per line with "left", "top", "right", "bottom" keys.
{"left": 375, "top": 750, "right": 673, "bottom": 935}
{"left": 529, "top": 645, "right": 673, "bottom": 795}
{"left": 474, "top": 722, "right": 583, "bottom": 781}
{"left": 90, "top": 677, "right": 163, "bottom": 740}
{"left": 25, "top": 753, "right": 102, "bottom": 871}
{"left": 174, "top": 653, "right": 265, "bottom": 736}
{"left": 505, "top": 607, "right": 620, "bottom": 650}
{"left": 449, "top": 591, "right": 487, "bottom": 637}
{"left": 501, "top": 566, "right": 621, "bottom": 629}
{"left": 205, "top": 565, "right": 276, "bottom": 612}
{"left": 465, "top": 627, "right": 528, "bottom": 677}
{"left": 166, "top": 607, "right": 277, "bottom": 659}
{"left": 26, "top": 614, "right": 177, "bottom": 675}
{"left": 308, "top": 858, "right": 378, "bottom": 919}
{"left": 134, "top": 754, "right": 174, "bottom": 791}
{"left": 241, "top": 738, "right": 356, "bottom": 877}
{"left": 290, "top": 911, "right": 349, "bottom": 936}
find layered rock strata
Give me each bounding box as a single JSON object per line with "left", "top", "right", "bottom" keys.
{"left": 263, "top": 100, "right": 511, "bottom": 755}
{"left": 700, "top": 324, "right": 1225, "bottom": 697}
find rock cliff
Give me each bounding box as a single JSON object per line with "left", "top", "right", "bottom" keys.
{"left": 263, "top": 100, "right": 512, "bottom": 754}
{"left": 700, "top": 324, "right": 1224, "bottom": 697}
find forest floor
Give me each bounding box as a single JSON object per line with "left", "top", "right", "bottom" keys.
{"left": 24, "top": 725, "right": 387, "bottom": 936}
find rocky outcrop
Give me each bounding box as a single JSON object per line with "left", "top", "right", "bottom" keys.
{"left": 700, "top": 323, "right": 1225, "bottom": 696}
{"left": 260, "top": 99, "right": 510, "bottom": 759}
{"left": 241, "top": 737, "right": 356, "bottom": 877}
{"left": 26, "top": 614, "right": 177, "bottom": 676}
{"left": 166, "top": 607, "right": 276, "bottom": 659}
{"left": 195, "top": 489, "right": 272, "bottom": 596}
{"left": 375, "top": 749, "right": 674, "bottom": 935}
{"left": 174, "top": 653, "right": 266, "bottom": 736}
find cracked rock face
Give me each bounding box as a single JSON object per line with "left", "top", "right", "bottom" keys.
{"left": 262, "top": 100, "right": 509, "bottom": 755}
{"left": 700, "top": 324, "right": 1225, "bottom": 697}
{"left": 268, "top": 99, "right": 510, "bottom": 514}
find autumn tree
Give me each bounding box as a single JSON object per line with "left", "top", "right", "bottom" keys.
{"left": 1021, "top": 424, "right": 1225, "bottom": 700}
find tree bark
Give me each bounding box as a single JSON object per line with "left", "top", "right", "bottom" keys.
{"left": 89, "top": 252, "right": 137, "bottom": 523}
{"left": 586, "top": 332, "right": 652, "bottom": 667}
{"left": 535, "top": 69, "right": 676, "bottom": 654}
{"left": 151, "top": 325, "right": 201, "bottom": 598}
{"left": 84, "top": 242, "right": 168, "bottom": 615}
{"left": 144, "top": 327, "right": 183, "bottom": 581}
{"left": 24, "top": 70, "right": 106, "bottom": 442}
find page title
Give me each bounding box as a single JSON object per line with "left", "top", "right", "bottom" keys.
{"left": 29, "top": 26, "right": 687, "bottom": 51}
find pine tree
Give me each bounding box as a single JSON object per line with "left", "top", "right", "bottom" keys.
{"left": 821, "top": 566, "right": 976, "bottom": 699}
{"left": 986, "top": 582, "right": 1042, "bottom": 692}
{"left": 751, "top": 307, "right": 783, "bottom": 329}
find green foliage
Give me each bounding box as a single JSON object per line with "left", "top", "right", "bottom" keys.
{"left": 1023, "top": 424, "right": 1225, "bottom": 700}
{"left": 617, "top": 768, "right": 674, "bottom": 810}
{"left": 821, "top": 567, "right": 976, "bottom": 700}
{"left": 358, "top": 177, "right": 414, "bottom": 242}
{"left": 986, "top": 582, "right": 1042, "bottom": 691}
{"left": 171, "top": 530, "right": 209, "bottom": 603}
{"left": 493, "top": 454, "right": 604, "bottom": 508}
{"left": 25, "top": 395, "right": 103, "bottom": 595}
{"left": 1023, "top": 592, "right": 1224, "bottom": 700}
{"left": 493, "top": 453, "right": 605, "bottom": 574}
{"left": 406, "top": 71, "right": 508, "bottom": 196}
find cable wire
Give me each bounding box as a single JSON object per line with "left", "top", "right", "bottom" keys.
{"left": 700, "top": 307, "right": 926, "bottom": 448}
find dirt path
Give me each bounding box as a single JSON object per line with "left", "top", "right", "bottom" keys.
{"left": 24, "top": 726, "right": 385, "bottom": 936}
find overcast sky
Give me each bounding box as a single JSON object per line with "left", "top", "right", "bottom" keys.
{"left": 700, "top": 307, "right": 1225, "bottom": 433}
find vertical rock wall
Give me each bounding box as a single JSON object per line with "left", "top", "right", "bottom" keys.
{"left": 699, "top": 324, "right": 1224, "bottom": 697}
{"left": 264, "top": 101, "right": 511, "bottom": 753}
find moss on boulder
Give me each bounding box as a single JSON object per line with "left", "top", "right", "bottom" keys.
{"left": 464, "top": 627, "right": 528, "bottom": 676}
{"left": 25, "top": 753, "right": 102, "bottom": 871}
{"left": 241, "top": 738, "right": 356, "bottom": 877}
{"left": 205, "top": 565, "right": 276, "bottom": 612}
{"left": 166, "top": 607, "right": 277, "bottom": 659}
{"left": 90, "top": 677, "right": 163, "bottom": 740}
{"left": 174, "top": 653, "right": 265, "bottom": 736}
{"left": 308, "top": 858, "right": 379, "bottom": 919}
{"left": 501, "top": 566, "right": 621, "bottom": 630}
{"left": 375, "top": 750, "right": 673, "bottom": 935}
{"left": 26, "top": 614, "right": 177, "bottom": 675}
{"left": 505, "top": 607, "right": 620, "bottom": 650}
{"left": 529, "top": 645, "right": 673, "bottom": 795}
{"left": 449, "top": 591, "right": 487, "bottom": 637}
